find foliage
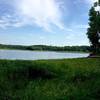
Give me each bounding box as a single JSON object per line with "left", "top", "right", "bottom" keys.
{"left": 87, "top": 0, "right": 100, "bottom": 54}
{"left": 0, "top": 44, "right": 28, "bottom": 50}
{"left": 0, "top": 44, "right": 90, "bottom": 52}
{"left": 0, "top": 58, "right": 100, "bottom": 100}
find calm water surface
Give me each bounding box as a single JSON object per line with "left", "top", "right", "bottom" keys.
{"left": 0, "top": 50, "right": 89, "bottom": 60}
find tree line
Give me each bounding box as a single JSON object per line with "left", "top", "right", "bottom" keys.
{"left": 0, "top": 44, "right": 90, "bottom": 52}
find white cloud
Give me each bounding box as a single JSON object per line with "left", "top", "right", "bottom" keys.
{"left": 76, "top": 0, "right": 98, "bottom": 6}
{"left": 0, "top": 14, "right": 26, "bottom": 29}
{"left": 74, "top": 24, "right": 89, "bottom": 29}
{"left": 0, "top": 0, "right": 64, "bottom": 31}
{"left": 95, "top": 6, "right": 100, "bottom": 11}
{"left": 85, "top": 0, "right": 100, "bottom": 12}
{"left": 85, "top": 0, "right": 98, "bottom": 5}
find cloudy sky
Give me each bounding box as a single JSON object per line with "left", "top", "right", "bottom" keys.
{"left": 0, "top": 0, "right": 98, "bottom": 46}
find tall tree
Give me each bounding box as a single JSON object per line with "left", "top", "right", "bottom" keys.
{"left": 87, "top": 0, "right": 100, "bottom": 55}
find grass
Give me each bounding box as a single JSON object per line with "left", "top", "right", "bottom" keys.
{"left": 0, "top": 58, "right": 100, "bottom": 100}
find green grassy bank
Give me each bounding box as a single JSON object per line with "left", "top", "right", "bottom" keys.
{"left": 0, "top": 58, "right": 100, "bottom": 100}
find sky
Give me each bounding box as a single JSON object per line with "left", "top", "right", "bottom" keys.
{"left": 0, "top": 0, "right": 98, "bottom": 46}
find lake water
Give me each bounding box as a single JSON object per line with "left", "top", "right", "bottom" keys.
{"left": 0, "top": 50, "right": 89, "bottom": 60}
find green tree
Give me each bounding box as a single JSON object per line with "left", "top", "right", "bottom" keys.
{"left": 87, "top": 0, "right": 100, "bottom": 55}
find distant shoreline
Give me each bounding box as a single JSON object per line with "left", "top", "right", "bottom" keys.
{"left": 0, "top": 44, "right": 90, "bottom": 52}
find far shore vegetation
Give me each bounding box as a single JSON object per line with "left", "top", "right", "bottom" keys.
{"left": 0, "top": 44, "right": 90, "bottom": 52}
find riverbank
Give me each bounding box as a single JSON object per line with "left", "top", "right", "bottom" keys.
{"left": 0, "top": 58, "right": 100, "bottom": 100}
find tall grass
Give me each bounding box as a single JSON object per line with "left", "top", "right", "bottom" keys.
{"left": 0, "top": 58, "right": 100, "bottom": 100}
